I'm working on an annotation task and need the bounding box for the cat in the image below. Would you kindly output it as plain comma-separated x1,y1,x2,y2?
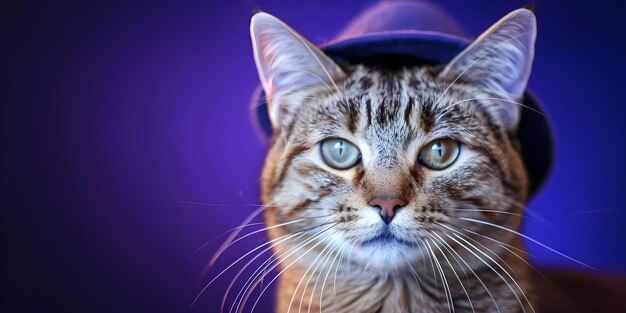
249,8,536,313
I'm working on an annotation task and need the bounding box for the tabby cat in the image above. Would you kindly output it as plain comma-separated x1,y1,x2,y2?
251,8,536,313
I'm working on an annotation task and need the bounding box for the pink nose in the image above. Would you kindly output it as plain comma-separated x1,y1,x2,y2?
369,197,407,224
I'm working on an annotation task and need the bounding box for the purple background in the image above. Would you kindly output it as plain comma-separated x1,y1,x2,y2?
2,0,626,312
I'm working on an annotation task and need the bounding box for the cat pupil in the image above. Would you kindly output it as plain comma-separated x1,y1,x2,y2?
335,141,345,158
432,142,443,158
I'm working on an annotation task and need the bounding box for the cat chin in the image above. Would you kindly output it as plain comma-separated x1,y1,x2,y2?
351,244,422,273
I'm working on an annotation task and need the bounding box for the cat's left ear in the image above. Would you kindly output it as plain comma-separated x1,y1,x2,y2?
439,9,537,129
250,12,345,129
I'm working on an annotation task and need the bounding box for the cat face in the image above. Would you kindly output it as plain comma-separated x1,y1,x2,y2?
252,10,534,272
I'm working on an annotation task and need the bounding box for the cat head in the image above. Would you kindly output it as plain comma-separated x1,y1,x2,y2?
251,9,534,271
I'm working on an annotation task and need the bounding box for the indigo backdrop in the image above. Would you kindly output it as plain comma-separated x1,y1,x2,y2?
2,0,626,312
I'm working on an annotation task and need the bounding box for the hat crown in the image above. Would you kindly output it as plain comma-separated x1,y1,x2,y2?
335,1,467,41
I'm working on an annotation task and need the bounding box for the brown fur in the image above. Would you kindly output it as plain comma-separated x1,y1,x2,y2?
250,9,537,313
259,67,530,313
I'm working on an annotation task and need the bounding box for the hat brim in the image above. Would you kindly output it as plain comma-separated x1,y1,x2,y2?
251,32,553,195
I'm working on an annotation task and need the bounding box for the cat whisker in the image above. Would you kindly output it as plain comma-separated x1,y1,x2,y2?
438,222,550,286
449,228,522,282
320,240,345,312
209,213,333,248
229,234,313,313
292,236,337,313
233,225,337,313
508,199,554,228
179,201,267,207
426,231,475,313
334,239,353,294
223,231,307,313
424,238,455,313
436,222,527,257
306,239,340,313
431,232,502,313
247,227,339,313
448,233,531,313
190,222,266,257
407,259,425,304
430,233,471,285
443,208,527,219
573,207,615,214
447,224,552,284
195,233,297,308
415,236,439,288
458,217,599,270
209,213,332,267
222,217,336,313
208,204,269,267
192,223,317,309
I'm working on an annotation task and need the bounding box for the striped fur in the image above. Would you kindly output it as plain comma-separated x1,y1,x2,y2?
252,9,535,313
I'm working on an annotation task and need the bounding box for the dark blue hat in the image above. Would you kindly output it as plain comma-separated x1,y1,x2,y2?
251,1,553,195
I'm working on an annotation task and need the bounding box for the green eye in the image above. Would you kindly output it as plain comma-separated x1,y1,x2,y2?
320,138,361,170
418,138,461,170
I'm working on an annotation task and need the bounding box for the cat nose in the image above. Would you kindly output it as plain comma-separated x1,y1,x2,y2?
369,197,407,225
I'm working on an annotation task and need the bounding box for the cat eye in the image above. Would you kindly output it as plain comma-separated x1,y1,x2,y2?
418,138,460,170
320,138,361,170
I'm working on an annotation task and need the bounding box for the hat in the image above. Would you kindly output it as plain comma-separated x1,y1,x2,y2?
251,0,553,196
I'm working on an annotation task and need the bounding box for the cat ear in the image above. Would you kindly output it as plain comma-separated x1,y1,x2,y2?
250,12,345,128
439,9,537,129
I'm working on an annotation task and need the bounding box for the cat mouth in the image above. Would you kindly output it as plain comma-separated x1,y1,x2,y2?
361,228,416,247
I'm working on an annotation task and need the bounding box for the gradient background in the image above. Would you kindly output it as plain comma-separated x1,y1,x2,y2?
2,0,626,312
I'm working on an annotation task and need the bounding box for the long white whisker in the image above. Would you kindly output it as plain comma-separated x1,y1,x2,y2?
427,232,475,313
430,232,501,313
229,223,333,312
438,222,527,259
221,230,309,313
196,213,332,257
230,233,308,313
448,228,521,282
234,225,337,313
209,205,268,266
319,240,345,312
444,208,527,219
334,240,353,294
449,233,530,313
194,228,299,309
459,217,599,270
291,237,337,313
248,227,338,313
450,225,551,284
211,216,330,266
407,260,425,304
307,239,340,313
415,236,438,287
424,238,455,313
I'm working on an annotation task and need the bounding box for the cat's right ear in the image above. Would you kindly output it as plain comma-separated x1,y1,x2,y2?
250,12,345,129
438,9,537,130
